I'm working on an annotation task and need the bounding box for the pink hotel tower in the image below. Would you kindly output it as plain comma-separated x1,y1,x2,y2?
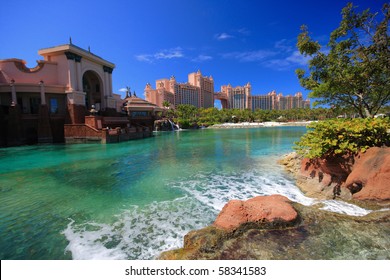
145,70,214,109
145,70,310,110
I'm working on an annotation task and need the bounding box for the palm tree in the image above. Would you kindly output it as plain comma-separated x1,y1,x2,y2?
162,100,171,109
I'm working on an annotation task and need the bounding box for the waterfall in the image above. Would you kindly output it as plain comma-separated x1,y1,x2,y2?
168,120,180,131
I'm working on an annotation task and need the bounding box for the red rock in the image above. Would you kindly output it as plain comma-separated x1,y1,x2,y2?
345,147,390,201
300,154,355,187
213,195,298,231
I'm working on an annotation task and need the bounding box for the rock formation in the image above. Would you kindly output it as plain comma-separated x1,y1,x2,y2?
158,194,390,260
213,195,299,231
345,147,390,201
159,195,301,260
279,147,390,203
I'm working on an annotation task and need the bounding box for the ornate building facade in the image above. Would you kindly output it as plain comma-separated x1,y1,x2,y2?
220,83,251,109
145,70,214,109
0,43,125,146
216,87,310,111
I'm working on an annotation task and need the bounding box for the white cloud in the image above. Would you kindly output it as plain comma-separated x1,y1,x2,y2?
286,51,310,65
274,39,294,52
215,32,234,40
222,50,277,62
135,47,184,63
192,54,213,62
118,88,128,92
237,28,251,36
154,48,184,59
135,54,153,63
266,59,291,70
265,51,310,71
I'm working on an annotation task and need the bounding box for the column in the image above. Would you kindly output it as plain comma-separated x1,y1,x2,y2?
102,70,109,110
109,73,113,97
75,54,83,91
39,80,46,105
103,66,113,97
65,52,77,91
103,66,114,109
104,71,109,98
10,79,17,104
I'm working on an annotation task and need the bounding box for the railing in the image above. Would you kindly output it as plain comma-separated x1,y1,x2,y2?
64,124,103,138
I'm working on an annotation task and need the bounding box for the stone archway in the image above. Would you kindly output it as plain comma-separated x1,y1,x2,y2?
82,70,104,111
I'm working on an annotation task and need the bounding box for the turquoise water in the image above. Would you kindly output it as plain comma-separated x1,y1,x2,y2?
0,127,387,259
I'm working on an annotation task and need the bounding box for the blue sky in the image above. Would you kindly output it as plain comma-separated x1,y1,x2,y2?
0,0,386,106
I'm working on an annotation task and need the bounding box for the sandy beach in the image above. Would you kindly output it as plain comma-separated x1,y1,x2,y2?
209,121,315,129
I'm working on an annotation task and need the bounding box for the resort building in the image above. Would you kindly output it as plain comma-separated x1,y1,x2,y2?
215,87,310,111
0,42,159,147
220,83,251,110
251,90,277,111
144,70,215,109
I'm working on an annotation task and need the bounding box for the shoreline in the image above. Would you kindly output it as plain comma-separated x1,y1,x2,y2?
209,121,315,129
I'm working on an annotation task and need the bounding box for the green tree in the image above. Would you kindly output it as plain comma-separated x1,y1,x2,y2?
296,3,390,118
162,100,171,108
294,118,390,158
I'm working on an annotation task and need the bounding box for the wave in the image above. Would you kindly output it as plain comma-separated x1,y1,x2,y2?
62,197,215,260
62,169,374,260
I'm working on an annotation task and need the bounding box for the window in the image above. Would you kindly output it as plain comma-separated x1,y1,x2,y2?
131,111,149,117
17,97,27,114
30,97,41,114
50,98,59,114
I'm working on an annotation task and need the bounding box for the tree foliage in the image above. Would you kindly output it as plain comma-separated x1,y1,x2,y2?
162,100,171,108
165,106,341,128
296,3,390,118
294,118,390,159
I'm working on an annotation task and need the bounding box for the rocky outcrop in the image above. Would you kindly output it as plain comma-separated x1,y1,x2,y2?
159,195,301,260
280,147,390,203
159,195,390,260
345,147,390,201
214,195,299,231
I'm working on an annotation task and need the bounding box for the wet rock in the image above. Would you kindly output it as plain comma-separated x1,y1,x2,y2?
345,147,390,201
280,147,390,204
159,195,301,260
280,152,352,200
159,201,390,260
213,195,299,231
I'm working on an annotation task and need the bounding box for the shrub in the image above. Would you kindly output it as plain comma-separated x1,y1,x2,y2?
294,118,390,159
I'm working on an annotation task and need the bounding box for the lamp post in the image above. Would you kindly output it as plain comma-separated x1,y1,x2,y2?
89,104,98,116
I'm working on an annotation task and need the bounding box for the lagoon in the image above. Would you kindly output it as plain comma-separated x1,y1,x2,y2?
1,127,389,259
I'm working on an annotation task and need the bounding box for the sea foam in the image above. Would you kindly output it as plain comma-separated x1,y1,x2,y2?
63,197,215,260
63,168,373,260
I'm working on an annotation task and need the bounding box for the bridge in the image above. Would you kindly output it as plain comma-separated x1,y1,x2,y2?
214,92,228,109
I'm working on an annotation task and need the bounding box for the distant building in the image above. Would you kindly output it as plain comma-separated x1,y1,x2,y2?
216,87,310,111
144,80,175,108
220,83,251,110
251,91,277,111
145,70,214,109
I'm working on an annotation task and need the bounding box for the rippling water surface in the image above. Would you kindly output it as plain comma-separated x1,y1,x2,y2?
1,127,389,259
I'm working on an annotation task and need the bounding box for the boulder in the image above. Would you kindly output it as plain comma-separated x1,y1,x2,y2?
213,194,299,231
345,147,390,201
300,154,355,187
280,148,390,203
159,195,300,260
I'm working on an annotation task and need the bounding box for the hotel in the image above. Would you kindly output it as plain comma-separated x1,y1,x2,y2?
216,86,310,111
220,83,251,110
145,70,214,109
